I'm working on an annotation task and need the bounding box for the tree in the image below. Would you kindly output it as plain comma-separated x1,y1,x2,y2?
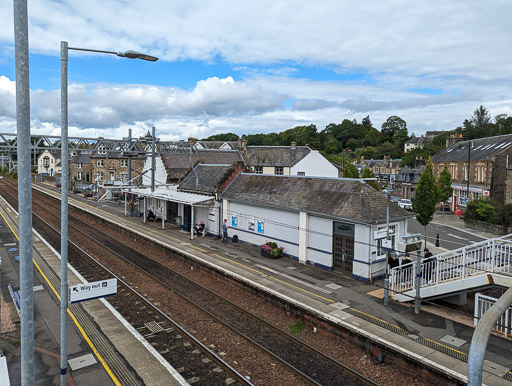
361,167,380,191
412,158,438,247
343,162,359,178
202,133,239,141
437,166,453,216
381,116,407,143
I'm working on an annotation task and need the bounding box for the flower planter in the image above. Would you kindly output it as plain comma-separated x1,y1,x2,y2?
260,248,282,259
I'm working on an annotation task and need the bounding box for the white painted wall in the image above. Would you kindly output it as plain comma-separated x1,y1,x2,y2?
142,156,167,186
307,215,332,268
227,202,300,256
291,151,338,177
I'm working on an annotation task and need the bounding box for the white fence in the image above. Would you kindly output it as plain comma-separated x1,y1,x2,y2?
390,235,512,295
475,293,512,337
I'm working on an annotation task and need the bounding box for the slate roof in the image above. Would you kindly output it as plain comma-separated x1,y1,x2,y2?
162,149,243,181
431,134,512,163
179,164,232,194
243,146,311,167
221,174,413,224
70,153,92,163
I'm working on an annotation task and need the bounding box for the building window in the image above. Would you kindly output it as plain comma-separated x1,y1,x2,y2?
297,172,305,176
77,171,83,180
477,165,485,183
459,189,468,207
120,173,127,181
275,167,283,175
255,166,263,174
97,160,104,167
110,171,115,180
77,163,83,169
43,157,50,167
120,159,128,167
98,146,107,155
97,172,104,181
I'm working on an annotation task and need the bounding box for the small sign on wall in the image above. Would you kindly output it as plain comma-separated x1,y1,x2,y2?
257,220,264,233
231,215,238,227
248,216,255,231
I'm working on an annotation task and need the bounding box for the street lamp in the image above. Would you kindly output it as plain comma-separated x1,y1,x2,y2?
60,41,157,385
459,140,472,206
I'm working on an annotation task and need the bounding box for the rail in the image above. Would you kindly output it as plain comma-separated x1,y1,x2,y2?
390,235,512,295
474,292,512,337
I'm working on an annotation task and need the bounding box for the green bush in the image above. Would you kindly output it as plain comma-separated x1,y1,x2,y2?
289,320,307,334
465,199,500,224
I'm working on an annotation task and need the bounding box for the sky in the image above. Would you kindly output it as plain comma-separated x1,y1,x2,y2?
1,1,511,142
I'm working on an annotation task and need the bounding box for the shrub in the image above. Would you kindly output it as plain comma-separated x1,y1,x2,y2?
289,320,307,335
261,241,283,257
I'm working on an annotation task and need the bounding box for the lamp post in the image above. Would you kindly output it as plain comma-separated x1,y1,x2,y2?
467,140,471,205
60,41,157,385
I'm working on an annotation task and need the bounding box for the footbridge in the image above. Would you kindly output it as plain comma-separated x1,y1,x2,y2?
390,235,512,303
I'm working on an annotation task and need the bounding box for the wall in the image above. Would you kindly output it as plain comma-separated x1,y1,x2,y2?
308,215,333,267
291,151,338,177
142,156,167,186
227,201,300,256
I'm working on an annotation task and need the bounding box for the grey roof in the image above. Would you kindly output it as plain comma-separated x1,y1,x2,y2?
71,153,92,163
162,149,243,181
179,164,232,194
243,146,311,167
432,134,512,163
221,174,413,224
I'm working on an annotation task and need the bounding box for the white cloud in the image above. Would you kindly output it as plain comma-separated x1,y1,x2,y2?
1,1,512,138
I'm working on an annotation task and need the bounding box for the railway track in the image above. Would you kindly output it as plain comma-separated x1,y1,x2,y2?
1,179,378,385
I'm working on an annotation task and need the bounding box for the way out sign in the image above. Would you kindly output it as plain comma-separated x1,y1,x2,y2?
69,278,117,304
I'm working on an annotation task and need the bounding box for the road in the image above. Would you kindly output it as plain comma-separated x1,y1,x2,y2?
407,217,486,251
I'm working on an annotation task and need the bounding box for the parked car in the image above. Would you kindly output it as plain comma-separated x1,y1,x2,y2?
398,199,412,210
390,195,400,203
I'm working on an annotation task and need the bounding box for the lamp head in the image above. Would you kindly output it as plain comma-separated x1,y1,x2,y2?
117,50,159,62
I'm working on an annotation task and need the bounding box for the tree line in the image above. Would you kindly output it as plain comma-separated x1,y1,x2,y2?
203,106,512,168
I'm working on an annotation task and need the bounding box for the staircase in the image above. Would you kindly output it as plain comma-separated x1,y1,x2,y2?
391,235,512,302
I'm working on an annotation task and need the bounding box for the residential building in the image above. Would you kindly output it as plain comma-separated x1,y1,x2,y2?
221,174,413,282
90,151,145,186
404,130,448,152
69,152,93,184
37,150,61,176
355,156,401,185
394,161,425,199
431,134,512,210
242,142,338,177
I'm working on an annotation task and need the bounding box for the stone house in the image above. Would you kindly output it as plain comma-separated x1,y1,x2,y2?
431,134,512,210
69,152,93,184
90,151,145,186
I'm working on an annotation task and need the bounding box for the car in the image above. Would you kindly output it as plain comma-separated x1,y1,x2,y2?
398,199,413,210
390,195,400,203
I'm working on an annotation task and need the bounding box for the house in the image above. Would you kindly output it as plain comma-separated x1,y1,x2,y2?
404,130,448,152
431,134,512,210
394,158,426,200
90,151,145,186
37,150,61,176
242,142,338,177
69,152,93,184
355,156,401,185
221,174,413,282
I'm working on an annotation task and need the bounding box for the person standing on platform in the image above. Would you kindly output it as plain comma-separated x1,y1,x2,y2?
128,199,134,217
222,219,228,244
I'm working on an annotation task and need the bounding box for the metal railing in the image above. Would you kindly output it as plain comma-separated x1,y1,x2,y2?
474,292,512,337
390,235,512,294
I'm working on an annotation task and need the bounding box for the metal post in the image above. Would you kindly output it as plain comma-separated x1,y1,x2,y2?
151,126,156,193
14,0,35,383
60,40,69,386
415,248,422,314
468,286,512,385
467,140,471,204
384,193,390,305
128,128,132,185
190,205,194,240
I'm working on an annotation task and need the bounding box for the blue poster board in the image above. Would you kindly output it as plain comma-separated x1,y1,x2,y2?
231,216,238,227
257,220,264,233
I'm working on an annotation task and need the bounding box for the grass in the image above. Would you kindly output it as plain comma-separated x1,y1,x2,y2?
288,320,307,335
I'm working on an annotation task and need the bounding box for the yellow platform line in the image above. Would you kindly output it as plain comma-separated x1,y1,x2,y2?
0,208,121,386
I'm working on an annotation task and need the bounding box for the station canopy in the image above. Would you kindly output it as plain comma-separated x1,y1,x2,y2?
122,186,214,206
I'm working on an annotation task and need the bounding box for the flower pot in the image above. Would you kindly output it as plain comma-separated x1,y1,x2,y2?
260,248,282,259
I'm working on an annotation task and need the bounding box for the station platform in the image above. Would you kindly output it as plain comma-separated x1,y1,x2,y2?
0,194,186,385
6,182,512,385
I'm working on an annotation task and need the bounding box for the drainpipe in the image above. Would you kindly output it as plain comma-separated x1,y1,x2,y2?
190,205,195,240
368,224,373,283
468,286,512,385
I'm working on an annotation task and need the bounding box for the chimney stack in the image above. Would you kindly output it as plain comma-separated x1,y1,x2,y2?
291,141,296,149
